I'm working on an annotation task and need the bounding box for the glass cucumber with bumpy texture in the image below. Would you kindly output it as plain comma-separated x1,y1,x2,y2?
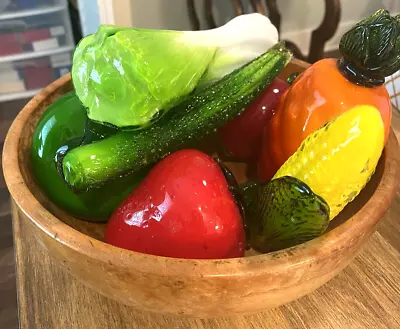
274,105,385,220
62,43,292,191
243,176,330,253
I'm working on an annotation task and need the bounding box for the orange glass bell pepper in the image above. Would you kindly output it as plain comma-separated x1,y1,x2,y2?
258,9,399,181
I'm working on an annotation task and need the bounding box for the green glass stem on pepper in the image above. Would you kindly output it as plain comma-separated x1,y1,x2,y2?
31,91,148,222
242,176,330,253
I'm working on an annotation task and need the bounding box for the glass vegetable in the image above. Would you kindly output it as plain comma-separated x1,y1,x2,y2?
62,43,292,192
218,77,289,161
31,92,147,221
72,13,278,129
259,9,399,180
105,149,246,259
273,105,385,220
243,176,330,253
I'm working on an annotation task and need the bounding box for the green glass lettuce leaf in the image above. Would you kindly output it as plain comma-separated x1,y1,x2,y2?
72,14,279,129
72,25,217,129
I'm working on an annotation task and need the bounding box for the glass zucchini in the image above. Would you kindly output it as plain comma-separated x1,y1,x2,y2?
62,43,292,191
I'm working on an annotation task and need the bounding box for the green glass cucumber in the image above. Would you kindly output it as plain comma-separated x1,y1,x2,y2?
62,42,292,191
243,176,330,253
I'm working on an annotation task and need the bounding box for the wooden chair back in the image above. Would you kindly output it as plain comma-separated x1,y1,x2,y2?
186,0,341,63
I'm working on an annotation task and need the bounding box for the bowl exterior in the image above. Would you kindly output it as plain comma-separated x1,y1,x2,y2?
24,207,367,317
4,60,400,318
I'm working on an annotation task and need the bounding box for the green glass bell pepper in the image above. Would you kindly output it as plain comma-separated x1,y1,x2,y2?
31,91,148,222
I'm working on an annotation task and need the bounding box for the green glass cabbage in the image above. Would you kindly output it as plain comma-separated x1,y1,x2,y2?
72,25,217,129
72,14,279,129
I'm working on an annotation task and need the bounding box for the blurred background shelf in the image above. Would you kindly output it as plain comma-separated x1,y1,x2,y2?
0,3,67,20
0,0,75,102
0,45,74,63
0,88,40,102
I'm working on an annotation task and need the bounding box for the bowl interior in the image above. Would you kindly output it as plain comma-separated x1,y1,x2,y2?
9,60,389,256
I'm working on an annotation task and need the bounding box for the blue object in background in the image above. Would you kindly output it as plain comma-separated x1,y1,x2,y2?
77,0,100,36
54,65,71,79
14,0,40,10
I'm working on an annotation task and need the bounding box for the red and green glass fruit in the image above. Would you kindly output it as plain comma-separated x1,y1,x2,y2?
105,149,246,259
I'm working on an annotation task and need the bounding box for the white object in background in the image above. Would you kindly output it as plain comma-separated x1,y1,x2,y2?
50,25,66,37
32,38,59,52
0,80,26,93
97,0,133,26
97,0,115,25
385,71,400,111
78,0,134,30
0,69,20,83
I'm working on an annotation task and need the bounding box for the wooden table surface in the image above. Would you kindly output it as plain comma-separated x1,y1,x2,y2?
12,112,400,329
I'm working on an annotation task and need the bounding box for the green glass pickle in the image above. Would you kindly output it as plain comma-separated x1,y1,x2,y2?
31,91,148,222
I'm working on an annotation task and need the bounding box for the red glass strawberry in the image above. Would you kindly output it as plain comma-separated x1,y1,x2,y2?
105,149,246,259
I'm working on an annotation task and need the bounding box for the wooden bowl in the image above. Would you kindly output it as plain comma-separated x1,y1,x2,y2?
3,59,400,318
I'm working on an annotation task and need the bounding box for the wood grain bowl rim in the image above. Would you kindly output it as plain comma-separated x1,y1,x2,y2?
3,69,400,279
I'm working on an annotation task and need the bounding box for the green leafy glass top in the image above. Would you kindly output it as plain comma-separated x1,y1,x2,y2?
243,176,330,253
339,9,400,87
